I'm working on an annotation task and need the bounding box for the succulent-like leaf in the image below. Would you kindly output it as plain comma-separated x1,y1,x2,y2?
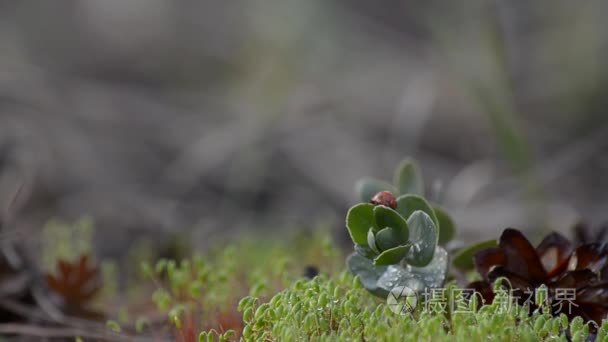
367,228,380,254
433,206,455,244
374,245,410,266
354,244,377,259
452,239,498,270
355,178,396,203
404,211,437,267
408,246,449,288
375,227,403,251
373,205,408,241
346,253,388,297
376,265,425,294
376,247,448,293
394,159,423,195
395,195,439,228
345,203,374,245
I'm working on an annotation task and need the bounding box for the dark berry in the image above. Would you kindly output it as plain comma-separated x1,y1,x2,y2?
303,265,319,279
370,191,397,209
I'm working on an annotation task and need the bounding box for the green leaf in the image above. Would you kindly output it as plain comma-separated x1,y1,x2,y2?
452,239,498,270
373,245,410,266
394,159,423,195
375,227,402,251
433,206,456,244
346,253,388,297
345,203,374,245
355,178,396,203
354,244,377,259
373,205,408,241
367,228,379,253
396,194,439,228
404,211,438,267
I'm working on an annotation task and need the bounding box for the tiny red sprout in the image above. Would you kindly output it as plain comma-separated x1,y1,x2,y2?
370,191,397,209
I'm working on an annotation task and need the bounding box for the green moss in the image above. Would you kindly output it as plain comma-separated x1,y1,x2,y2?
71,224,600,341
123,228,344,338
38,218,606,340
236,274,606,341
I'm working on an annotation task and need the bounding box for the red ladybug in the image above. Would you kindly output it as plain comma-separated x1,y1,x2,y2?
370,191,397,209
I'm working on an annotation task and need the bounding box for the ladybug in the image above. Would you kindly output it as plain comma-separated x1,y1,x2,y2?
370,191,397,209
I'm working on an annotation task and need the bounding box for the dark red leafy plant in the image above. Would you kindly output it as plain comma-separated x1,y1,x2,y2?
469,228,608,326
46,254,104,319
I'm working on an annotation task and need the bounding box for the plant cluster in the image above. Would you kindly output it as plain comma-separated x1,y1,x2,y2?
467,228,608,327
3,158,608,340
344,158,608,337
346,159,456,297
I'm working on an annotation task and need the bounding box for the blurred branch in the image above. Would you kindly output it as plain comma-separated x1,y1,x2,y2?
0,298,154,341
0,323,143,341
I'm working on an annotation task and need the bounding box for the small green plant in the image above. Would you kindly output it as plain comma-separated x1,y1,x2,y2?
41,216,94,271
130,229,343,340
355,158,455,244
345,159,455,297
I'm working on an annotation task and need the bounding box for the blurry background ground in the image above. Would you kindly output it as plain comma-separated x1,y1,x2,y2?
1,0,608,260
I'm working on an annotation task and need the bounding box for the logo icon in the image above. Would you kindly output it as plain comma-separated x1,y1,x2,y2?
386,286,418,315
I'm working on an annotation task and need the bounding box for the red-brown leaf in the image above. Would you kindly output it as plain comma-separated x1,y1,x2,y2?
536,231,572,273
577,283,608,303
596,224,608,242
569,243,608,273
499,228,547,283
473,247,505,281
486,266,534,291
552,270,598,290
573,222,592,245
467,280,495,305
46,254,101,308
